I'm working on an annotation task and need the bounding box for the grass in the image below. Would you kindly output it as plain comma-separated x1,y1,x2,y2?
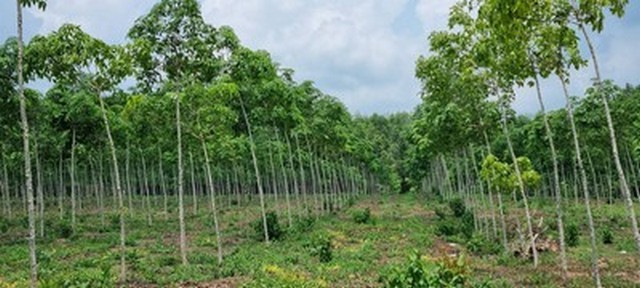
0,193,639,287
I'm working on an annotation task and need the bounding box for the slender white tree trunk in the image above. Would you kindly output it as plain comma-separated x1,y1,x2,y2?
239,97,269,243
16,2,37,284
201,139,223,263
579,23,640,251
530,59,568,279
71,130,77,232
501,104,538,267
97,93,127,282
559,74,602,287
176,96,188,265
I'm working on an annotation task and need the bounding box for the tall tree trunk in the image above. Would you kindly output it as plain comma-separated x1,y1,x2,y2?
239,97,269,243
294,134,308,215
35,139,44,238
176,96,188,265
71,130,77,232
501,104,538,267
579,24,640,250
1,159,9,218
58,154,63,219
267,138,279,209
126,144,132,214
285,133,301,213
158,149,168,218
276,132,293,227
531,60,568,279
16,3,37,280
201,139,223,263
141,153,152,225
97,92,127,282
190,152,198,215
305,136,319,216
559,73,602,287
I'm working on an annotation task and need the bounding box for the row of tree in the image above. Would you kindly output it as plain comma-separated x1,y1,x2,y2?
1,0,392,286
407,0,638,287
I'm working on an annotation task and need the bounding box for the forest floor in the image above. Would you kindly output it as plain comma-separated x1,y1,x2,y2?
1,193,639,287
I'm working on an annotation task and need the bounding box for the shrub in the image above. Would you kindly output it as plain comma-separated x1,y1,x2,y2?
352,208,372,224
448,198,467,218
0,217,8,234
467,234,502,255
460,211,475,239
254,211,283,241
292,216,315,234
436,219,458,237
307,234,332,263
346,197,356,208
381,253,472,288
566,223,579,247
434,206,448,220
601,227,613,245
54,220,73,239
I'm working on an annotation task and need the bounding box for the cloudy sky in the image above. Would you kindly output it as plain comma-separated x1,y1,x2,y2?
1,0,639,116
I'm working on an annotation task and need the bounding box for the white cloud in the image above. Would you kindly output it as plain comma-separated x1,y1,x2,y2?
27,0,155,43
17,0,640,115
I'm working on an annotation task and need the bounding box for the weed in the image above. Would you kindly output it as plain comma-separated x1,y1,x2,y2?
352,208,371,224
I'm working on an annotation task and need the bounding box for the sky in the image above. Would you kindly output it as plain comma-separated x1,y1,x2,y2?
1,0,639,116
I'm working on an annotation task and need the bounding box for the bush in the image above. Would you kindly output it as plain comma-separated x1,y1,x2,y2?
466,234,502,255
307,234,332,263
448,198,466,218
292,216,315,234
601,227,613,245
460,211,475,239
254,211,283,241
54,220,73,239
566,223,579,247
434,206,448,220
346,197,356,208
352,208,372,224
0,217,8,234
436,219,458,237
381,253,472,288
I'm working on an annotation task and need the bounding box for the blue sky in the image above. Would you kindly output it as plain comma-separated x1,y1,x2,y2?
1,0,639,116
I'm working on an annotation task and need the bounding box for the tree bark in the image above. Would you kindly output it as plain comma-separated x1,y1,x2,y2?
190,152,198,214
35,139,44,238
239,97,269,243
16,3,37,281
579,23,640,251
71,130,77,232
501,104,538,267
95,91,127,281
176,96,188,265
201,139,223,263
559,73,602,287
531,60,568,279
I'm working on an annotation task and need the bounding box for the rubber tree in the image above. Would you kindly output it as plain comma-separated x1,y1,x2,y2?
566,0,640,251
15,1,46,286
183,81,237,263
128,0,239,263
27,24,132,281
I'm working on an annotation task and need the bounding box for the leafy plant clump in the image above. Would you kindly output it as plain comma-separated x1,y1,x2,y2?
435,199,475,240
352,208,372,224
448,198,466,218
54,220,73,239
381,253,486,288
601,227,613,245
565,223,579,247
253,211,283,241
306,233,333,263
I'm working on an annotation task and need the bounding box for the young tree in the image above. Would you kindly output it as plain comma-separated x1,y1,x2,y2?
15,0,46,286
